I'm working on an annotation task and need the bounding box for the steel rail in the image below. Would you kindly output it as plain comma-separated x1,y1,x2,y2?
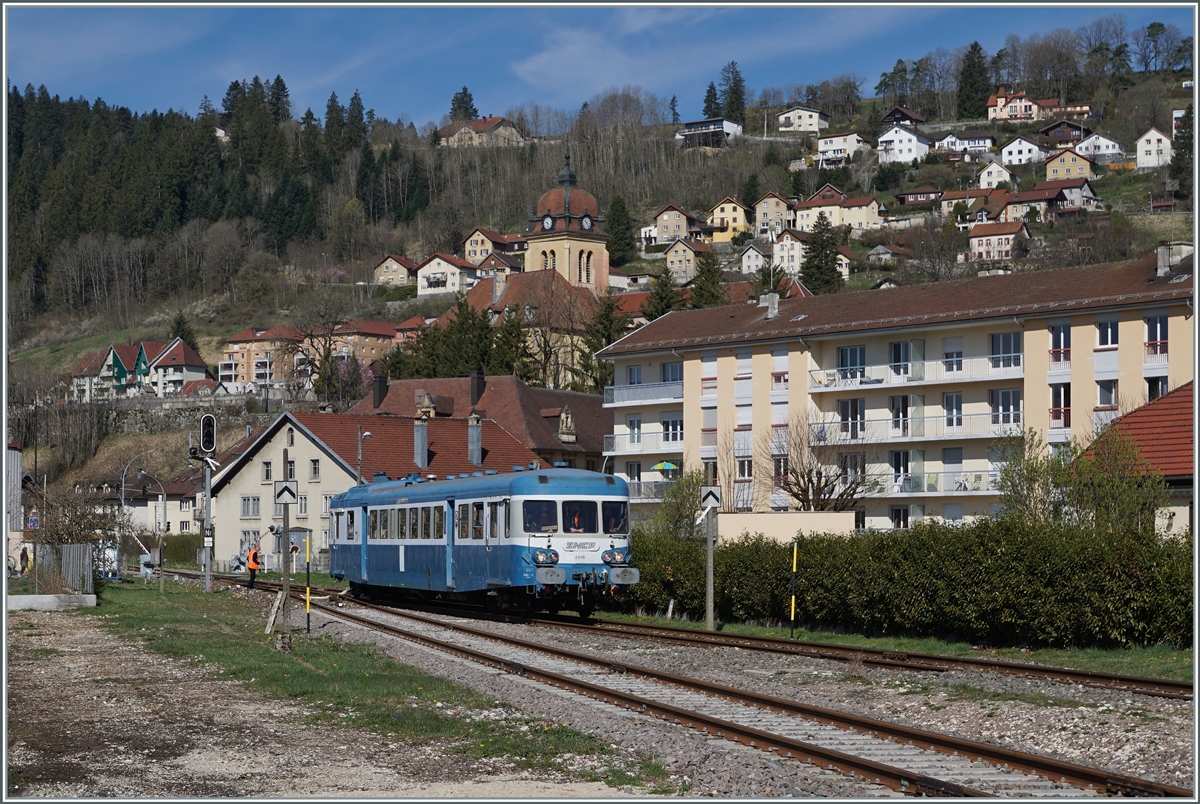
312,598,1192,798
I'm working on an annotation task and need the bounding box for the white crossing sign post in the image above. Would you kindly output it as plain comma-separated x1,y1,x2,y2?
700,486,721,509
698,486,721,633
274,481,298,505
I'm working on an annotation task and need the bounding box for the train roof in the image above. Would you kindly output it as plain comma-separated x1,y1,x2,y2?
333,468,628,507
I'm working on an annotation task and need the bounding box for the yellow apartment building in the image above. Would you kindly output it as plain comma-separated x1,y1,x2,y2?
705,197,752,243
597,250,1193,528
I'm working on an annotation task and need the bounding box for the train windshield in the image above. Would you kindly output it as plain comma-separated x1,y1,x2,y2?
562,501,598,533
602,501,629,535
523,500,558,533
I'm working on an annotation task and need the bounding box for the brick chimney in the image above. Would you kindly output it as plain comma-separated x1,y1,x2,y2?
470,370,485,407
372,374,388,409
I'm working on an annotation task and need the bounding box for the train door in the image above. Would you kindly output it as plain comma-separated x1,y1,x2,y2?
442,501,454,590
360,506,369,582
484,498,507,584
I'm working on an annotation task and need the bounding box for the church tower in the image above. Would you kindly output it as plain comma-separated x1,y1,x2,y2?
525,154,610,291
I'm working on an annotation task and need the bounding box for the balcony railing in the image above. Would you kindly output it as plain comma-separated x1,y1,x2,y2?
604,381,684,405
603,432,682,454
628,481,676,501
808,353,1023,390
809,411,1023,443
1145,341,1168,364
854,471,1000,495
1049,349,1071,370
1049,407,1071,430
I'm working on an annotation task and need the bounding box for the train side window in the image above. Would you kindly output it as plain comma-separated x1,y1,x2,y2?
500,502,509,538
458,504,470,541
369,510,379,540
333,512,344,542
563,501,598,533
433,505,445,539
346,511,356,542
419,507,430,539
396,508,407,539
603,502,629,535
472,502,485,539
489,502,500,539
379,509,390,539
523,500,558,533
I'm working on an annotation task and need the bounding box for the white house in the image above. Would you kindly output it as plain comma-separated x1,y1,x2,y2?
740,242,772,275
776,105,830,134
1033,178,1100,211
640,224,658,247
1000,136,1053,166
773,228,808,275
934,129,996,154
1136,128,1173,171
416,253,478,297
876,125,930,164
1074,133,1123,162
817,132,866,167
976,162,1015,190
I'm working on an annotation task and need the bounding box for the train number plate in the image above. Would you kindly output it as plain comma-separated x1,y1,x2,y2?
574,554,588,561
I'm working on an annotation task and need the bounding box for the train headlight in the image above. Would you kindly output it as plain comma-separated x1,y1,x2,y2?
602,550,629,566
533,549,560,566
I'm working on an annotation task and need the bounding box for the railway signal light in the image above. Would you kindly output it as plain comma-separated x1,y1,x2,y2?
200,414,217,455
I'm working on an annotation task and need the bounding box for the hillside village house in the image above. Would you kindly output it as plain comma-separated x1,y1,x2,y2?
595,250,1192,527
933,130,996,154
740,242,772,275
877,125,931,164
880,106,925,128
435,116,526,148
977,162,1015,189
1001,136,1053,166
462,227,528,265
1136,127,1174,171
663,238,712,284
792,184,881,232
206,412,541,571
773,228,808,275
1039,120,1092,142
72,338,210,401
1034,178,1099,211
1044,149,1094,181
675,118,743,148
219,320,395,390
372,254,420,286
476,251,525,278
895,186,942,206
1074,132,1124,162
1001,188,1068,224
652,204,701,244
705,197,752,243
753,192,794,236
416,253,478,296
867,244,911,267
817,131,866,168
776,105,829,133
967,221,1028,261
986,91,1059,122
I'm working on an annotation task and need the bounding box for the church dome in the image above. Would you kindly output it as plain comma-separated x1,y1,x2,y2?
529,154,604,235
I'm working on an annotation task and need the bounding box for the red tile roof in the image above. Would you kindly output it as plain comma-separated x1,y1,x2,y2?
396,315,428,332
1043,148,1093,165
226,325,302,344
151,339,208,369
375,253,419,272
651,204,698,221
455,270,599,330
436,116,515,139
419,253,477,270
179,379,222,396
72,350,108,377
345,376,610,456
968,222,1028,238
598,252,1189,356
1033,178,1093,191
337,319,399,339
614,291,651,318
667,238,712,254
1096,381,1193,479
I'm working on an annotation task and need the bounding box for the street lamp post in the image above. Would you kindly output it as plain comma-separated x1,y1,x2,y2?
357,426,372,485
120,452,155,559
138,471,168,594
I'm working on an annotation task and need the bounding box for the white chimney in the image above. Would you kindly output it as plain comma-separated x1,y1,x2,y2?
765,293,779,319
1157,242,1172,277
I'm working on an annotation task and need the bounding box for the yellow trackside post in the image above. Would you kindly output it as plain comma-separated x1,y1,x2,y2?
305,533,311,637
790,540,798,640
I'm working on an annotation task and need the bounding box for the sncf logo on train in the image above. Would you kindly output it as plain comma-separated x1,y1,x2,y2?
563,542,598,551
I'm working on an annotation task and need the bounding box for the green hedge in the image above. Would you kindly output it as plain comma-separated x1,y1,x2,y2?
621,520,1192,649
164,533,206,567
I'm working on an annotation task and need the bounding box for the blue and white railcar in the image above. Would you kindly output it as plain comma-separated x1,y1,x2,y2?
328,468,637,615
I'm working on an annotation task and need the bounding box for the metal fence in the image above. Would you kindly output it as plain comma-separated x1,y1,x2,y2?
10,544,94,594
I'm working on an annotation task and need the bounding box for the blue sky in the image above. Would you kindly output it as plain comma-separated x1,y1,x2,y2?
5,5,1194,127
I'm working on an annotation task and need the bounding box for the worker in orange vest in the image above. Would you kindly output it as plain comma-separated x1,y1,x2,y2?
246,543,261,589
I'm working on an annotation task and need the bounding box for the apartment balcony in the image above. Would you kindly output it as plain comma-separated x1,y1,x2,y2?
853,471,1000,496
603,432,683,455
1048,349,1071,371
1049,407,1071,430
808,353,1023,392
628,481,675,503
809,411,1023,444
1145,341,1168,365
604,381,684,406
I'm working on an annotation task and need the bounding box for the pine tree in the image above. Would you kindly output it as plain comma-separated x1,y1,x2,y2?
1170,103,1192,196
168,310,201,355
702,82,721,118
753,262,789,300
669,95,680,125
799,211,843,294
268,75,291,122
719,61,747,126
572,292,633,393
220,80,244,127
344,90,366,152
643,266,683,321
689,250,725,308
956,41,990,120
740,173,759,207
487,307,529,377
324,91,345,162
450,86,479,122
604,194,635,266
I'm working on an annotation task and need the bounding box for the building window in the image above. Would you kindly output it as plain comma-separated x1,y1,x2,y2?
179,520,191,532
991,389,1023,426
889,506,910,530
703,461,718,485
1050,324,1071,365
772,456,788,487
1097,379,1117,409
889,342,910,377
990,332,1022,368
298,495,308,516
1050,383,1071,429
274,501,285,517
180,498,192,512
1096,320,1118,348
262,461,272,481
626,461,642,483
943,337,963,372
322,494,333,515
838,398,866,439
1147,376,1168,402
627,365,642,385
627,416,641,445
662,414,683,443
241,496,260,518
286,460,295,481
287,427,294,447
889,395,909,436
310,459,320,480
838,345,866,380
944,392,963,428
1145,315,1167,362
662,362,683,383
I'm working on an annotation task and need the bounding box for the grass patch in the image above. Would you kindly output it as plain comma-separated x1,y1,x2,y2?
594,610,1192,682
27,647,61,658
87,582,653,788
943,684,1089,709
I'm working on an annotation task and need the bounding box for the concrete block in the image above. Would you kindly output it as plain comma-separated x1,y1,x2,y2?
7,594,97,611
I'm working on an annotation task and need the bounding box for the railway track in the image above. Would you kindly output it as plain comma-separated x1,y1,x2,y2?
147,569,1192,702
298,594,1190,798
